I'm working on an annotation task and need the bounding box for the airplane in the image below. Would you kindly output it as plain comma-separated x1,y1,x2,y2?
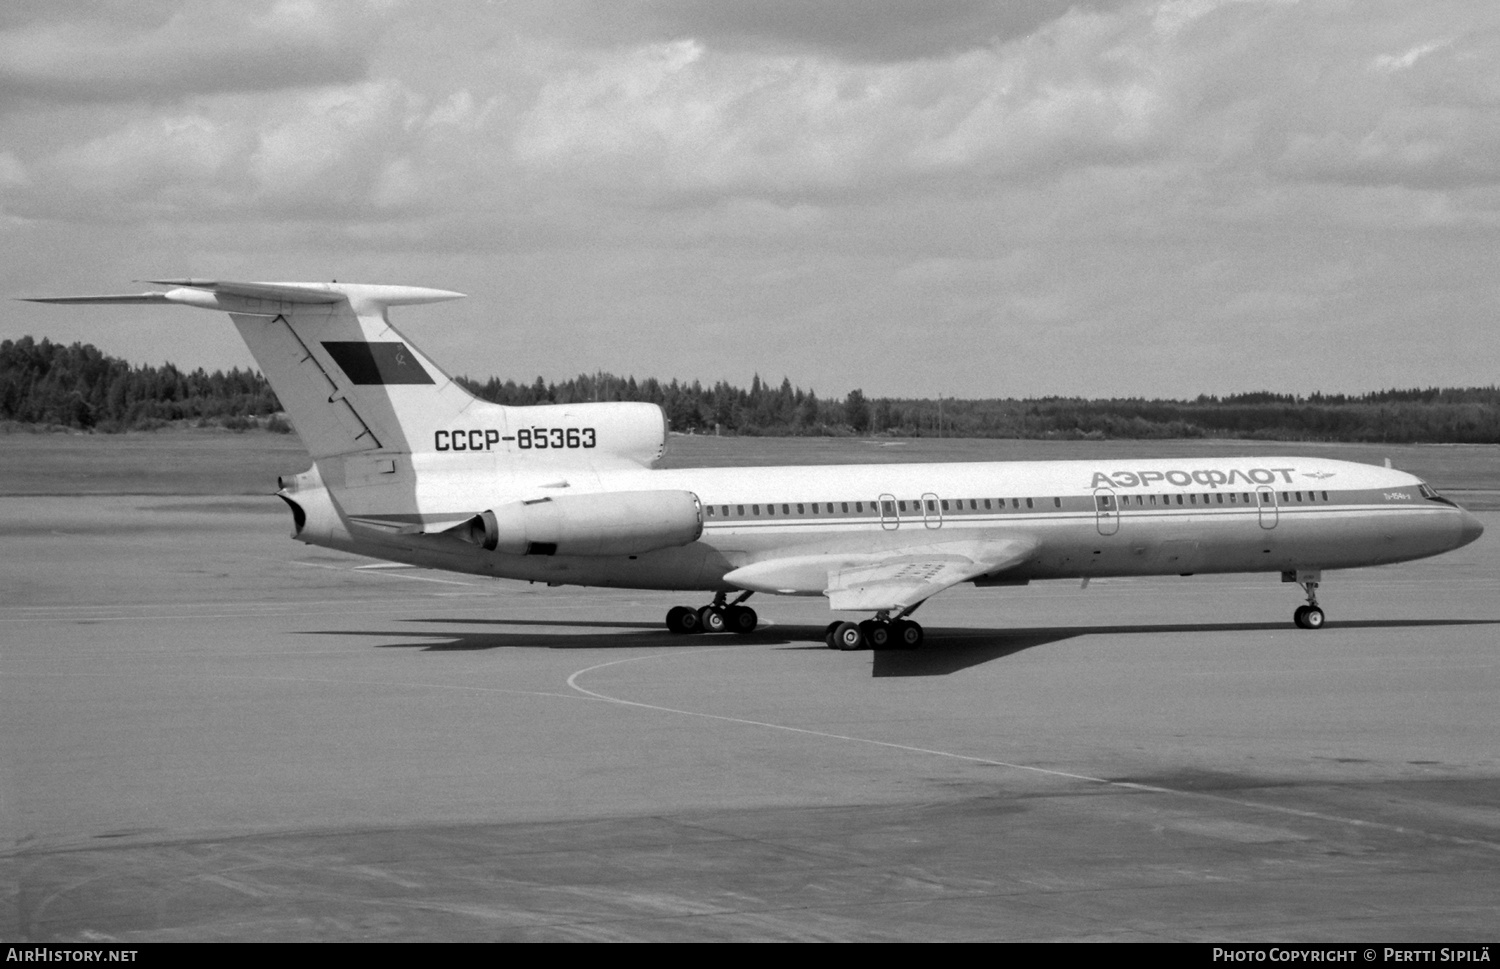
26,280,1484,650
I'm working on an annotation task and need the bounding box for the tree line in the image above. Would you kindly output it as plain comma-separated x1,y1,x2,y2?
1,336,282,431
4,335,1497,443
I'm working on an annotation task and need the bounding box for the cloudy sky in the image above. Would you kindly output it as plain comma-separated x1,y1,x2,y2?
2,0,1497,399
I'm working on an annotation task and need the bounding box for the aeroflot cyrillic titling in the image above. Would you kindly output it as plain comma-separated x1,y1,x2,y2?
1090,467,1300,489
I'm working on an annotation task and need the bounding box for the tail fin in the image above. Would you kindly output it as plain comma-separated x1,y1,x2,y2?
23,280,670,492
26,280,471,461
219,282,477,462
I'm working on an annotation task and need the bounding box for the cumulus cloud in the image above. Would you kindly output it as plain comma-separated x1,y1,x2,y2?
0,0,377,104
503,0,1500,211
512,0,1110,62
5,0,1500,397
511,9,1180,201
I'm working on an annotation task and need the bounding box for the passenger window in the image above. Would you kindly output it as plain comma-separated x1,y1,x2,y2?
782,504,790,515
1026,498,1034,509
1053,497,1061,508
882,500,895,515
1190,494,1197,505
767,504,774,516
736,505,744,516
1012,499,1020,509
927,500,936,512
984,499,991,509
897,500,906,512
1216,493,1223,504
1322,491,1328,501
855,502,863,513
1295,492,1302,502
753,504,760,515
940,500,949,511
1175,495,1184,505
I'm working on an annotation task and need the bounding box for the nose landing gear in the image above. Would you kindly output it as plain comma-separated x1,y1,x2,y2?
1288,570,1326,629
665,592,758,635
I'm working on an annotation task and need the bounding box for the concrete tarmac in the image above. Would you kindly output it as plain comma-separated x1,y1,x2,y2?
3,495,1498,941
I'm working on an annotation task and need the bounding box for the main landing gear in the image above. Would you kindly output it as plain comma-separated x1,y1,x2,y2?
1288,570,1326,629
824,606,925,651
665,591,758,635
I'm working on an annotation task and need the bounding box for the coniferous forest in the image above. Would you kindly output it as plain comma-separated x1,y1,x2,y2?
3,335,1498,444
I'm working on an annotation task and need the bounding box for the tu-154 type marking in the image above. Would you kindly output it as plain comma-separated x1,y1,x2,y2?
26,281,1484,649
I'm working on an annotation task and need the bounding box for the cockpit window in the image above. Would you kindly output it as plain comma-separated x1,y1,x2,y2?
1419,483,1457,507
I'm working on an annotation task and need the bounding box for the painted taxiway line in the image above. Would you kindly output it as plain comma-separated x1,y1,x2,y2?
564,649,1500,855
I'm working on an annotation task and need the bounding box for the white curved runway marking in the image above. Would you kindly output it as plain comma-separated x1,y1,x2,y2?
566,648,1500,853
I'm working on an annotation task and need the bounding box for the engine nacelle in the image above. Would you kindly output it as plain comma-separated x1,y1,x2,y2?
504,401,668,467
277,466,352,547
456,490,703,556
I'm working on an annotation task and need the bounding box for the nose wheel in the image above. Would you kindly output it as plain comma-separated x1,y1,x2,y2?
1294,605,1325,629
666,592,757,635
1289,571,1326,629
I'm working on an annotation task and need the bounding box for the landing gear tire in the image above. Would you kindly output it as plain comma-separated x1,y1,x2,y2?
858,624,888,654
833,621,864,651
726,605,758,634
824,621,842,649
698,606,727,634
862,621,892,650
666,605,700,634
1294,605,1325,629
892,619,923,649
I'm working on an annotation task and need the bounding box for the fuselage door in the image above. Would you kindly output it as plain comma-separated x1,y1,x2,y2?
922,492,942,529
1094,488,1120,536
1257,485,1278,529
879,493,899,531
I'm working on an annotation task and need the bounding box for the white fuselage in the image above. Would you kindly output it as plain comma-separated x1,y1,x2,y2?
290,453,1483,601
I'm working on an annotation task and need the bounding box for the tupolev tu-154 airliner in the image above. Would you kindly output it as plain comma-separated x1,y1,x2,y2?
28,280,1484,650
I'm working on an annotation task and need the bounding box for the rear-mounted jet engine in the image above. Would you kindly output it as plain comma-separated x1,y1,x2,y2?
453,490,703,557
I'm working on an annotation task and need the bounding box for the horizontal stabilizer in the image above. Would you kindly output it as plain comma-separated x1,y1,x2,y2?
144,279,346,303
21,293,170,305
21,280,465,315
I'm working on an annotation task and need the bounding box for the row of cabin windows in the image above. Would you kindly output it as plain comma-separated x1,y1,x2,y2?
704,489,1336,519
1098,490,1331,509
704,497,1060,519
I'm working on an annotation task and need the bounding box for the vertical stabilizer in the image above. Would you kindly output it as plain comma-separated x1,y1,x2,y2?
229,299,481,462
23,281,673,516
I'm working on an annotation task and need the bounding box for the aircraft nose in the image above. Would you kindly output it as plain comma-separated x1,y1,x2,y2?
1457,508,1484,548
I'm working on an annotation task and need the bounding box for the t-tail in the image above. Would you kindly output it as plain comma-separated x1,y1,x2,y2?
22,280,673,538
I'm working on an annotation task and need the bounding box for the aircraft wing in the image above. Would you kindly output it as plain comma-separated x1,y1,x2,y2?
723,537,1036,612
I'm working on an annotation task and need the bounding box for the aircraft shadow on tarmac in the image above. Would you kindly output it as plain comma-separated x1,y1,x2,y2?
304,616,1500,677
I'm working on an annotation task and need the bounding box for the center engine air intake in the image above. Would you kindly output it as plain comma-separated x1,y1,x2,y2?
454,490,703,556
